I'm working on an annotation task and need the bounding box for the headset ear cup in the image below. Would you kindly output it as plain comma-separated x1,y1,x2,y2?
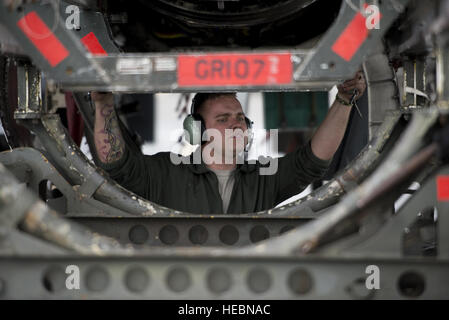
192,113,207,145
244,117,254,152
183,115,202,145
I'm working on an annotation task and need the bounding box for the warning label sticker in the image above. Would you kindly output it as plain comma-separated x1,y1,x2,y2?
437,176,449,201
178,53,292,87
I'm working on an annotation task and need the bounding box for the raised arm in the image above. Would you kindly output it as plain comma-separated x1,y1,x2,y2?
92,92,126,163
310,71,366,161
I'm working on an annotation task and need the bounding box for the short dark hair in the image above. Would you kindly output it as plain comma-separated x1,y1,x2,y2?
191,92,237,115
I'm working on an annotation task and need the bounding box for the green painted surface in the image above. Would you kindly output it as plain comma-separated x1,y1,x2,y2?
264,92,329,129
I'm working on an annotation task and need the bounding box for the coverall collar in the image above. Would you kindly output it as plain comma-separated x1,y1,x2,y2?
186,159,257,174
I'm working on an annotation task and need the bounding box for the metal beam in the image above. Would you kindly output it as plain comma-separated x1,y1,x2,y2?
0,257,447,299
0,0,410,92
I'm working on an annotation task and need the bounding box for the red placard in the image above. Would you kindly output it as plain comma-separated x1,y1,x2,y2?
437,176,449,201
17,11,69,67
332,12,368,62
81,32,107,56
178,53,292,87
332,5,382,61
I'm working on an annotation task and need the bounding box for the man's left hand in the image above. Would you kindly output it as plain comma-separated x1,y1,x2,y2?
337,71,366,104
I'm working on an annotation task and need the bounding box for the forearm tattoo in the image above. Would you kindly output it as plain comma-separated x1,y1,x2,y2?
95,103,125,163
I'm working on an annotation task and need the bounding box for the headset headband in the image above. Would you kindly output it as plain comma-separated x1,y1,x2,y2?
190,95,197,115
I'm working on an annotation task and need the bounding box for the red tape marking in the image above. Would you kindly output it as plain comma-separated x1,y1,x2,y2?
332,6,382,61
178,53,292,87
437,176,449,201
81,32,107,56
332,12,368,62
17,11,69,67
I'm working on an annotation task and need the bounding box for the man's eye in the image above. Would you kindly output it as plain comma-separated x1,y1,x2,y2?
217,118,227,123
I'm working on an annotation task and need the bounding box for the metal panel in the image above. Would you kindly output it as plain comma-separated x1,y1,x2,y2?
0,258,447,299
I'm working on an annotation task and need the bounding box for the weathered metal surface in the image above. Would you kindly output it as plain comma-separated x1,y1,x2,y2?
0,0,449,300
295,0,410,81
270,112,404,217
364,52,400,139
0,162,134,255
251,109,439,255
1,257,448,299
333,164,448,259
70,216,311,247
20,115,162,216
0,0,410,92
0,1,110,86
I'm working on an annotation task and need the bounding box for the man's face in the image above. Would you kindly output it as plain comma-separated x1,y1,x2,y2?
200,95,249,159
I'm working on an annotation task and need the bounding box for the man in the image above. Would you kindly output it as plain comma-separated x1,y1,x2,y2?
92,72,366,214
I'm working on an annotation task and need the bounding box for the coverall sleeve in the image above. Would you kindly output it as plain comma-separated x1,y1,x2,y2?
98,147,152,199
274,141,332,204
95,110,171,201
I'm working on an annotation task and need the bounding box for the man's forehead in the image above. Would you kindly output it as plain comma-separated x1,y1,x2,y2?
204,95,242,115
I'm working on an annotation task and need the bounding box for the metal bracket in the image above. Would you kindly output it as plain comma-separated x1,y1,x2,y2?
333,165,449,259
295,0,410,81
14,62,44,119
0,0,410,92
0,0,109,85
0,147,133,216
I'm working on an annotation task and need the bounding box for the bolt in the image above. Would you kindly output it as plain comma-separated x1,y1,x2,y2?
291,55,302,64
293,72,301,81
